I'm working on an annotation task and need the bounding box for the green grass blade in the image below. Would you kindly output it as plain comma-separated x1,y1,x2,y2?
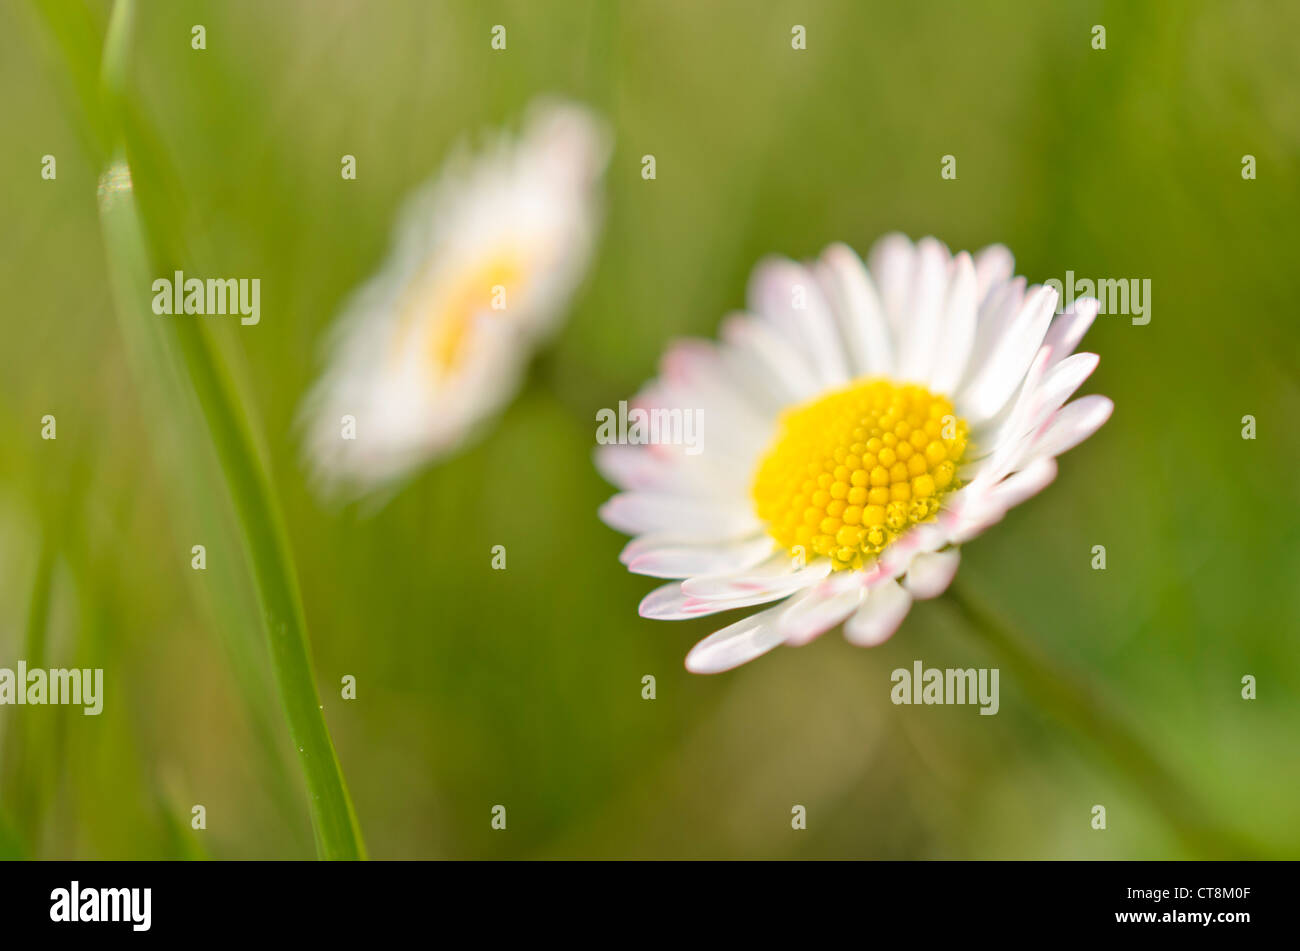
0,541,55,852
33,0,319,857
95,0,365,860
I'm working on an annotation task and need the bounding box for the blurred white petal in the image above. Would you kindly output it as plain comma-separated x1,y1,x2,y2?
300,98,610,498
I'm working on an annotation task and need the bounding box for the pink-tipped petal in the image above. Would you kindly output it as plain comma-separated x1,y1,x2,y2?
961,284,1059,422
1042,298,1100,366
902,549,961,599
1026,395,1114,461
843,580,913,646
778,584,865,646
684,600,796,674
626,536,776,579
680,554,831,600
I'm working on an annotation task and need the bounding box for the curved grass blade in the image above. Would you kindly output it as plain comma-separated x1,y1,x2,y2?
95,0,364,859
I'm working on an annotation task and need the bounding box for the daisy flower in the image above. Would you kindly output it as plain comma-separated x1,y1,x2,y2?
301,98,610,497
598,234,1112,673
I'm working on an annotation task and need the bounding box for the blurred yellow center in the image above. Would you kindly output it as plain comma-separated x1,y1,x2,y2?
429,257,524,372
752,379,969,571
398,254,525,374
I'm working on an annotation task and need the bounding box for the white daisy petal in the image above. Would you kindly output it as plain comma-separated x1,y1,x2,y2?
618,533,673,565
625,536,776,579
301,98,610,498
637,581,696,620
957,275,1026,395
599,492,759,539
902,549,961,600
843,580,913,647
876,520,950,577
595,445,699,495
778,584,865,646
638,580,801,621
634,380,762,475
995,352,1101,471
868,232,917,342
720,314,823,403
973,345,1054,477
959,284,1059,422
684,599,802,674
1043,298,1101,366
978,348,1100,483
1031,352,1101,422
1023,394,1114,462
676,588,811,618
943,484,1007,545
749,259,851,386
680,554,832,601
658,339,773,442
714,329,794,417
643,587,796,621
927,250,979,394
816,243,894,375
972,457,1060,524
896,237,951,383
972,243,1014,305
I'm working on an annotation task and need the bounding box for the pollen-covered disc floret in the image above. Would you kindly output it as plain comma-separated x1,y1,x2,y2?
753,379,969,571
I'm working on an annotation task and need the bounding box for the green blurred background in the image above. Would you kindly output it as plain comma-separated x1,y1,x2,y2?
2,0,1297,859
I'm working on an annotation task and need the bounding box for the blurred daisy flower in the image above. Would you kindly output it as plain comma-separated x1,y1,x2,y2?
301,98,610,498
598,234,1112,673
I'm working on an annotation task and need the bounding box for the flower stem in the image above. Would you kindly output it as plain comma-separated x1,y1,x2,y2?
944,581,1260,858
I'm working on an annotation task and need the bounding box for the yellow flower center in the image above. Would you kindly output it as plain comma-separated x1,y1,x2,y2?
394,252,526,374
752,379,969,571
